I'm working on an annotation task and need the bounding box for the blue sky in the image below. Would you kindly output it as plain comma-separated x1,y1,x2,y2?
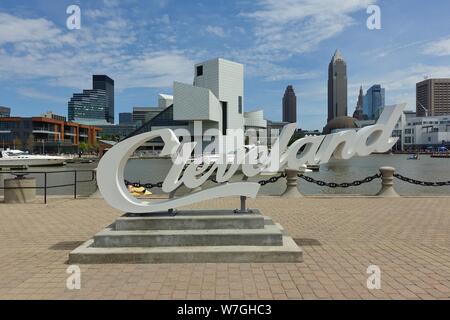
1,0,450,130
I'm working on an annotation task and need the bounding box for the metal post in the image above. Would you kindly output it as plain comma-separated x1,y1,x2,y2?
239,196,247,211
376,166,400,197
234,176,252,213
74,171,77,199
168,185,182,215
44,172,47,204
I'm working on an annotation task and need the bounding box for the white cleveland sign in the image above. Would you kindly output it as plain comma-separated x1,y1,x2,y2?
97,104,405,213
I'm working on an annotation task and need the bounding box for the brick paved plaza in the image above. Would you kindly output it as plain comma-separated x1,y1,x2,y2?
0,196,449,300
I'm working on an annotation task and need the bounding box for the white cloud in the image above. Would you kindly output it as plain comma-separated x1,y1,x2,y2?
252,62,319,81
0,12,62,45
0,11,194,91
243,0,375,56
154,0,170,8
118,51,196,88
16,87,66,103
205,25,226,38
234,0,375,81
423,38,450,57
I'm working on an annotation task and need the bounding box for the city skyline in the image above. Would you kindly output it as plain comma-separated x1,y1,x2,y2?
282,85,297,124
363,84,386,120
353,86,364,121
1,1,450,130
328,49,348,122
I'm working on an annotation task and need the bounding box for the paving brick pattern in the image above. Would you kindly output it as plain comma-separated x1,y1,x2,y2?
0,197,449,300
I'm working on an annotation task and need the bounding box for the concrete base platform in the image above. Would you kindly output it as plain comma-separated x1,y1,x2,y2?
116,210,265,230
94,224,283,247
69,236,302,263
69,209,302,264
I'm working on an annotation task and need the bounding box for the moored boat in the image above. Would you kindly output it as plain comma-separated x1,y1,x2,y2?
407,154,419,160
0,149,69,167
430,153,450,158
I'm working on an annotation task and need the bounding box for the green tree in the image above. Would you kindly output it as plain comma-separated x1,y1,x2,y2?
79,142,89,153
100,134,112,141
25,134,35,152
13,137,23,150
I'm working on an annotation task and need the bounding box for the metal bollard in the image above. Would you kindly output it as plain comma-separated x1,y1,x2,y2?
281,169,303,198
376,166,400,197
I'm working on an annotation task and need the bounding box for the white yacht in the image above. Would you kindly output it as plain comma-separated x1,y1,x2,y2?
0,149,69,167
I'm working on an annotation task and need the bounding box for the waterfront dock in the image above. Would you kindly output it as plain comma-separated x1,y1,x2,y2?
430,153,450,158
0,196,449,300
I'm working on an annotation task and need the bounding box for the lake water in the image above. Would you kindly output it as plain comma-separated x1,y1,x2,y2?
123,154,450,196
1,154,449,197
0,162,98,197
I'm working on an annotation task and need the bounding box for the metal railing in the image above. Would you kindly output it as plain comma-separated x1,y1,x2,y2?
0,170,96,204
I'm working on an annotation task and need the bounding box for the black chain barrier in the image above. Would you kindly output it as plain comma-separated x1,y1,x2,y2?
125,172,450,190
209,173,288,186
124,173,288,188
257,173,287,186
125,180,164,189
393,173,450,187
298,173,381,188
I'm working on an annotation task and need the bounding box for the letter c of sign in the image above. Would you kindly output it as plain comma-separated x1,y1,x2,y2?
96,129,260,213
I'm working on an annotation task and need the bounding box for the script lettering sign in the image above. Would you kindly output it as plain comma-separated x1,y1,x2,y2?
97,104,405,213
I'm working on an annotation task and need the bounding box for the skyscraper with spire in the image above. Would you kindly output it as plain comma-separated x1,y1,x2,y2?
327,49,348,123
282,85,297,124
353,86,364,121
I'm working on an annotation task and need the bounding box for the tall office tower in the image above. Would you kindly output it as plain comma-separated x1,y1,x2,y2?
353,86,364,121
416,78,450,116
363,84,385,120
327,49,348,122
68,89,107,123
282,85,297,123
93,75,115,123
68,75,114,124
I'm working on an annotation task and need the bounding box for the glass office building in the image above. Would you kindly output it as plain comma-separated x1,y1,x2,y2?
93,75,114,124
68,89,108,123
68,75,114,124
119,112,133,124
363,85,385,120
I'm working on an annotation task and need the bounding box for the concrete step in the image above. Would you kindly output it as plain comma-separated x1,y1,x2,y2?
69,236,302,264
93,224,283,248
115,210,265,231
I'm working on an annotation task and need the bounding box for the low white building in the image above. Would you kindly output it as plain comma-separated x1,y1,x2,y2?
401,115,450,150
130,58,271,152
380,111,450,151
357,110,450,151
244,110,267,129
